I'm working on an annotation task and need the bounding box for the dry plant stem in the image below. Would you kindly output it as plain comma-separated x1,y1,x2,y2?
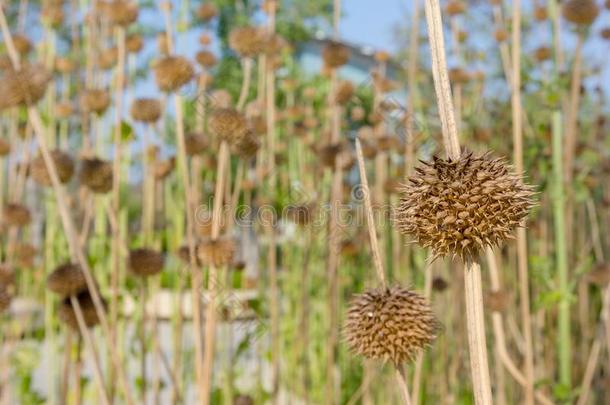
139,282,148,403
60,330,72,405
74,338,82,405
511,2,535,403
0,10,135,403
70,295,111,405
411,260,433,404
563,33,583,184
395,365,413,405
237,58,253,111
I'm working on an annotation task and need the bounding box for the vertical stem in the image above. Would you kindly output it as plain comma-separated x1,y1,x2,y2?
552,111,571,387
395,366,413,405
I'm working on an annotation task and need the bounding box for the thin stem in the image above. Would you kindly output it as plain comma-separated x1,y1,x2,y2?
395,365,413,405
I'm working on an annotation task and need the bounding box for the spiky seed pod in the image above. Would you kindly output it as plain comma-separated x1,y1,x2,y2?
176,245,203,266
154,56,194,92
208,108,249,146
12,34,32,55
0,64,51,110
494,28,509,42
126,33,143,53
286,204,314,226
231,131,260,159
196,3,218,22
97,47,118,70
130,98,162,123
199,34,212,46
197,238,235,268
184,132,208,156
58,291,104,330
99,0,138,26
333,80,354,105
128,248,165,277
396,152,535,262
448,67,470,84
195,50,217,68
562,0,599,25
209,89,233,108
30,150,75,186
80,157,113,193
153,157,175,180
432,277,448,292
534,6,548,21
344,286,439,365
484,290,512,312
446,0,466,16
0,288,11,313
234,395,254,405
55,57,75,74
321,41,350,69
0,138,10,156
228,26,268,59
81,89,111,114
55,101,74,119
2,203,31,227
585,262,610,286
47,263,87,297
534,46,552,62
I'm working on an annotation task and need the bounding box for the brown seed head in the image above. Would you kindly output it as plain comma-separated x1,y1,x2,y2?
3,203,31,227
55,57,75,74
484,289,512,312
0,138,10,156
229,26,268,58
80,157,113,193
432,277,448,292
333,80,354,105
185,132,208,156
154,157,175,180
47,263,87,297
286,204,314,226
230,131,260,159
126,33,144,53
13,243,37,268
601,28,610,40
195,50,217,68
448,67,470,84
196,3,218,22
494,28,509,42
58,291,104,330
562,0,599,25
0,287,11,313
97,46,118,70
31,150,75,186
154,56,194,92
209,108,249,145
130,98,162,123
55,101,74,119
395,152,535,262
98,0,138,26
322,41,350,69
0,64,51,110
534,46,553,62
0,264,15,288
446,0,466,15
344,286,439,365
12,34,32,55
534,6,548,21
197,238,235,268
81,88,111,114
585,262,610,286
128,248,165,277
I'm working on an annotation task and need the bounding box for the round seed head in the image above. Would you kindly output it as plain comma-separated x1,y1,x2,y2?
126,33,143,53
395,152,536,262
484,290,512,312
130,98,162,123
55,57,76,74
286,204,314,226
97,46,118,70
98,0,138,26
208,108,249,145
196,3,218,22
55,101,74,119
494,28,509,42
562,0,599,25
229,26,268,58
601,28,610,40
3,203,31,227
154,55,194,92
13,243,37,268
197,238,235,268
184,132,208,156
230,131,260,159
448,67,470,84
80,157,113,193
446,0,466,15
534,46,552,62
81,88,111,114
534,6,548,21
344,286,439,365
333,80,354,105
30,149,75,186
153,157,175,180
12,34,32,55
321,41,350,69
195,49,217,68
585,262,610,286
0,138,10,156
58,291,104,330
0,287,11,313
47,263,87,297
128,248,165,277
0,264,15,289
431,277,448,292
0,64,51,110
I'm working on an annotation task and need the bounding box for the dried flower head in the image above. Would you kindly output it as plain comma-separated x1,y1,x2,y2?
446,0,466,16
31,150,75,186
12,34,32,55
209,108,249,145
534,46,552,62
0,64,51,110
229,26,268,58
0,138,10,156
55,57,75,74
97,46,118,70
3,203,31,227
562,0,599,25
47,263,87,297
321,41,350,69
195,50,217,68
130,98,162,123
333,80,354,105
58,291,104,330
80,157,113,193
286,204,314,226
534,6,548,21
13,243,37,268
197,238,235,268
432,277,448,292
231,131,260,159
128,248,165,277
585,262,610,286
0,264,15,288
81,89,111,114
196,3,218,22
484,290,512,312
601,28,610,40
494,28,509,42
126,33,143,53
344,286,439,365
98,0,138,26
396,152,535,262
448,67,470,84
0,287,11,313
55,101,74,119
154,55,194,92
185,132,208,156
154,157,175,180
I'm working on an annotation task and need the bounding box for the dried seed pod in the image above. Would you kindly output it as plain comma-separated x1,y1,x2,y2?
264,34,289,57
562,0,599,25
0,287,11,313
383,178,402,195
350,106,366,121
153,157,175,180
128,248,165,277
31,150,75,186
494,28,509,42
601,28,610,40
229,26,268,58
126,33,143,54
534,6,548,21
154,55,194,92
177,245,202,266
195,50,217,68
98,0,138,26
47,263,87,297
130,98,162,123
344,286,439,365
199,34,212,46
534,46,552,62
185,132,208,156
585,262,610,286
484,290,512,312
13,243,36,268
209,108,249,146
396,152,535,262
432,277,448,292
322,41,350,69
286,204,314,226
333,80,354,105
340,240,359,257
80,157,113,193
97,46,118,70
446,0,466,15
55,57,75,74
0,64,51,110
231,131,260,159
0,264,15,287
197,238,235,268
196,3,218,22
0,138,10,156
12,34,32,55
58,291,104,330
81,89,111,114
448,67,470,84
2,203,31,227
234,395,254,405
55,101,74,119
